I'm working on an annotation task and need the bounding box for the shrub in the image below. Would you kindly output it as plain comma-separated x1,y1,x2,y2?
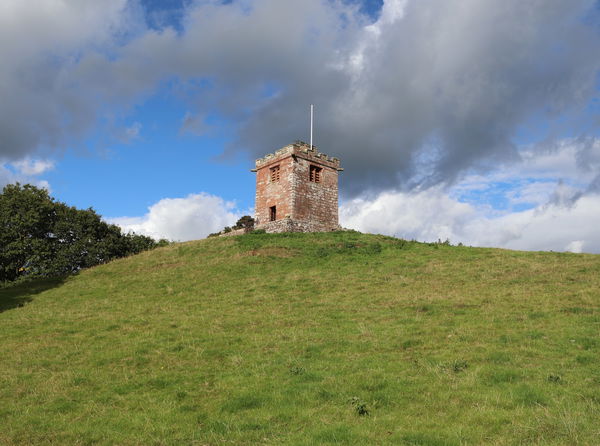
451,360,469,373
349,397,369,416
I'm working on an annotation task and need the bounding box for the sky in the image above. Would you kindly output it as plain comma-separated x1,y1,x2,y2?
2,0,600,252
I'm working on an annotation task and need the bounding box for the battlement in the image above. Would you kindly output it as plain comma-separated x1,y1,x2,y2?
254,141,342,171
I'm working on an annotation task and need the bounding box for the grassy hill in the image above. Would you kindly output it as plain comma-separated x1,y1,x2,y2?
1,231,599,445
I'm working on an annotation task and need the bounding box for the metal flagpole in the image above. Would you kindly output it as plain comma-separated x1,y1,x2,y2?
310,104,314,149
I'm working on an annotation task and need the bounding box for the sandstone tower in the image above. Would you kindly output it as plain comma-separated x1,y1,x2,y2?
252,141,343,233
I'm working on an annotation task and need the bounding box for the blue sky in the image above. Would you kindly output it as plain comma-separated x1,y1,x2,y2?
36,0,386,216
44,89,255,217
2,0,600,252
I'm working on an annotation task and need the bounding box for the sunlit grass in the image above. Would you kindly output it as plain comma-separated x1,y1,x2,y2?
1,231,599,445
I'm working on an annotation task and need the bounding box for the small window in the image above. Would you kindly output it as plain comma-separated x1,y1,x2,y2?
309,165,322,183
269,206,277,221
270,165,280,182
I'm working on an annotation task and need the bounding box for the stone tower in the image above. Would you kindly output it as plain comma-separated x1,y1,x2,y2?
252,141,343,233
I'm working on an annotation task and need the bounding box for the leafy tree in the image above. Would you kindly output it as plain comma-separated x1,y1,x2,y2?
0,183,166,283
0,184,55,281
208,215,255,238
233,215,255,231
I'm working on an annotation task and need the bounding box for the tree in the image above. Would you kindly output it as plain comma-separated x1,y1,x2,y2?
0,183,165,283
208,215,256,238
233,215,255,231
0,184,56,281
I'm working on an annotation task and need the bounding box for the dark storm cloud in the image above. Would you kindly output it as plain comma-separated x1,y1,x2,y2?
163,0,600,196
0,0,146,160
1,0,599,197
223,0,600,195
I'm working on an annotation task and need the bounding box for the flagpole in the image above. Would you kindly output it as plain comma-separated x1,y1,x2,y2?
310,104,314,149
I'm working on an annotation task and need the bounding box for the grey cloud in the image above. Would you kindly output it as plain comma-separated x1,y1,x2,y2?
572,136,600,193
0,0,147,161
0,0,362,161
1,0,599,198
545,180,582,208
174,0,600,196
531,136,600,196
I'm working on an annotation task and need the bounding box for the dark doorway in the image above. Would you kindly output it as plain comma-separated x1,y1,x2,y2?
269,206,277,221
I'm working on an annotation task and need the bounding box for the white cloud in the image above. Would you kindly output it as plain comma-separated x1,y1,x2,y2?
341,188,600,254
109,192,242,241
486,195,600,253
340,187,476,243
374,0,408,28
566,240,584,254
11,158,55,176
505,181,556,207
341,137,600,253
0,157,54,190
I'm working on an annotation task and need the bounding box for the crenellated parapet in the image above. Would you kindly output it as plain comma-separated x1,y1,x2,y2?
253,141,343,171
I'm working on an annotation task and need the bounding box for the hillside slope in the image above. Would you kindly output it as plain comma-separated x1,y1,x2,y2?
1,232,599,445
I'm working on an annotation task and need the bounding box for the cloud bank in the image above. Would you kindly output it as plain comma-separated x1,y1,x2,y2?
110,192,241,241
341,138,600,253
341,188,600,254
2,0,599,195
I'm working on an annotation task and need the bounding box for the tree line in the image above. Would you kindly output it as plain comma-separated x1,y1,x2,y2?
0,183,168,283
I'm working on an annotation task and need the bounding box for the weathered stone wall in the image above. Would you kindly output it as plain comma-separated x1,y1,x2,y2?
291,157,338,229
253,142,342,232
254,154,295,225
218,227,247,237
256,218,340,233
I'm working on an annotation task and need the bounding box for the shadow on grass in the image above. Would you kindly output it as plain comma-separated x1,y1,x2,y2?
0,277,67,313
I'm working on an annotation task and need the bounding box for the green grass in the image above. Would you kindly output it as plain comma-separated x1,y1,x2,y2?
1,231,600,445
